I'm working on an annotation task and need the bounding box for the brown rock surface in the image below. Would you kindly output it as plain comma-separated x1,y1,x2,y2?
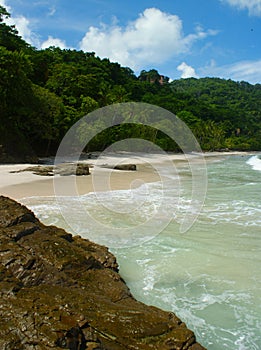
113,164,137,171
101,164,137,171
10,163,90,176
0,196,206,349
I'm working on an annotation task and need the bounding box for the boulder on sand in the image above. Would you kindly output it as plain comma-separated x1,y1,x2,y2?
10,163,90,176
101,163,137,171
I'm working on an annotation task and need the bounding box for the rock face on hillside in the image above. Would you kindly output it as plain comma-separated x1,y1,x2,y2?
0,196,206,350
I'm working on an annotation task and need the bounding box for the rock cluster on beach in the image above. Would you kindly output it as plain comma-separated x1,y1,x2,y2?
10,163,91,176
0,196,206,349
10,162,137,177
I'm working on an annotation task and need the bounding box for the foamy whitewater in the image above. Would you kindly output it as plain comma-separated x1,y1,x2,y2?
22,154,261,349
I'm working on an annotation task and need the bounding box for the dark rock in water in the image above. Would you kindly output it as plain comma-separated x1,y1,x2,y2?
0,196,206,349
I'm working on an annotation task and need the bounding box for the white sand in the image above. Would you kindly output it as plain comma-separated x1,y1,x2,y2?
0,151,250,201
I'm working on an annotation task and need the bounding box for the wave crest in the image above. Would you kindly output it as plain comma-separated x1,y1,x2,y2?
246,155,261,172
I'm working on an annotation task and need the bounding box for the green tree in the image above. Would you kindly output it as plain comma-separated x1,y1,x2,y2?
27,85,65,155
0,5,30,51
193,120,225,150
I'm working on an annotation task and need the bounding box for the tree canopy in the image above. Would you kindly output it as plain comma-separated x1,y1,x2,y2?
0,5,260,162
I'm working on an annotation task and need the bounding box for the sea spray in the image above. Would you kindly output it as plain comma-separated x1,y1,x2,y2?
247,155,261,172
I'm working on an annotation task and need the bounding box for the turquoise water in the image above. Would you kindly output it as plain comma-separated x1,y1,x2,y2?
22,154,261,349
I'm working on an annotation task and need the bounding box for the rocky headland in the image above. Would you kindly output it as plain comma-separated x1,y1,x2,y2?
0,196,206,349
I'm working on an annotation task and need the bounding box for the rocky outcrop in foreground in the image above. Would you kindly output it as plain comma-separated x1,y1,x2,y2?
0,196,206,350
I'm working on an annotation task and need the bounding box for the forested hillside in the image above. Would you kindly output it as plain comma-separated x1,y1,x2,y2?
1,5,261,162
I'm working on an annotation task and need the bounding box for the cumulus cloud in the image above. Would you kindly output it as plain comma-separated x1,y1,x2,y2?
6,15,38,46
41,36,67,49
177,62,198,78
0,0,65,49
222,0,261,16
11,16,36,44
0,0,39,46
80,8,217,71
201,59,261,84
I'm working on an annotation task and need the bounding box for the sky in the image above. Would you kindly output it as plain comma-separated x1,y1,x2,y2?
1,0,261,84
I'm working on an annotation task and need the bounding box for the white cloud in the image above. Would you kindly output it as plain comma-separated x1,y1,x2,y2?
0,0,39,46
6,15,39,46
80,8,217,71
41,36,67,49
222,0,261,16
48,6,56,17
0,1,65,49
11,16,35,44
0,0,11,12
200,59,261,84
177,62,198,78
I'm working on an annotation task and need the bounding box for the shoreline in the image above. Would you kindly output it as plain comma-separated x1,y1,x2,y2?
0,163,161,200
0,151,255,201
0,151,259,350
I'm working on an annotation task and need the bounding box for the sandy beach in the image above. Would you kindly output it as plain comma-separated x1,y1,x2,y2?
0,151,250,202
0,152,166,201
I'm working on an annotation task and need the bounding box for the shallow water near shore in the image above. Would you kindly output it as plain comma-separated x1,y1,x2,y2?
21,154,261,349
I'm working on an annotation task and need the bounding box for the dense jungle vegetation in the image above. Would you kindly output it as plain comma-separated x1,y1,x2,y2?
1,5,261,162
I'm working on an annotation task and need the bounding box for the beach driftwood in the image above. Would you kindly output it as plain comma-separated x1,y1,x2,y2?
0,196,206,350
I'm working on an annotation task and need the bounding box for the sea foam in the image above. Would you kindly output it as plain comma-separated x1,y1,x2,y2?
246,155,261,171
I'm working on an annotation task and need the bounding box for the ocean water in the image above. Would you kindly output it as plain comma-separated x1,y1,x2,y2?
21,154,261,350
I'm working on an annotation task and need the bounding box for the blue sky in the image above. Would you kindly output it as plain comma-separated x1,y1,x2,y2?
1,0,261,83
